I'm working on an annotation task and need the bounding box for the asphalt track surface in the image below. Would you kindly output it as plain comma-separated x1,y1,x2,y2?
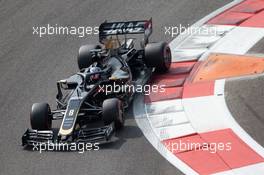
226,73,264,148
0,1,231,175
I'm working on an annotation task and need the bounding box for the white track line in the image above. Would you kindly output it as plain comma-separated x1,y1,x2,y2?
200,26,264,60
145,99,184,115
133,96,199,175
212,162,264,175
171,25,235,62
169,0,244,52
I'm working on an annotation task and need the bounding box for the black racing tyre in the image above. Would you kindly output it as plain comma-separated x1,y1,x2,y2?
102,98,124,130
77,44,101,70
144,42,171,73
30,103,52,130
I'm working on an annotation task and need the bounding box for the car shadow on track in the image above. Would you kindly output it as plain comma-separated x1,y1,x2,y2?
99,124,143,150
99,98,144,149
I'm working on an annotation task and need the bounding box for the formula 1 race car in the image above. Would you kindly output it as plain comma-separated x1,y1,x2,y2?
22,18,171,147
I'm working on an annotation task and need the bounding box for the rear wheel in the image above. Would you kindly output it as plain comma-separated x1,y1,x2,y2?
30,103,52,130
144,42,171,73
102,98,124,130
77,44,101,70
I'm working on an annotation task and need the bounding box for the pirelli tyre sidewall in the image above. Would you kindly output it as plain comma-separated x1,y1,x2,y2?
102,98,124,130
77,44,101,70
144,42,172,73
30,103,52,130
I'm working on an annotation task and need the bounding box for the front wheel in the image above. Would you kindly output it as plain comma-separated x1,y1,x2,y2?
30,103,52,130
102,98,124,130
144,42,171,73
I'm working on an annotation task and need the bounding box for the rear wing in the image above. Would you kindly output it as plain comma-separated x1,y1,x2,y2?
99,18,153,45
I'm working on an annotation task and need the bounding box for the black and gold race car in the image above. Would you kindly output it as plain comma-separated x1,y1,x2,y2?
22,18,171,147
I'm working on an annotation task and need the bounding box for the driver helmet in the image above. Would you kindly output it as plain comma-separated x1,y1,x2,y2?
90,66,102,81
